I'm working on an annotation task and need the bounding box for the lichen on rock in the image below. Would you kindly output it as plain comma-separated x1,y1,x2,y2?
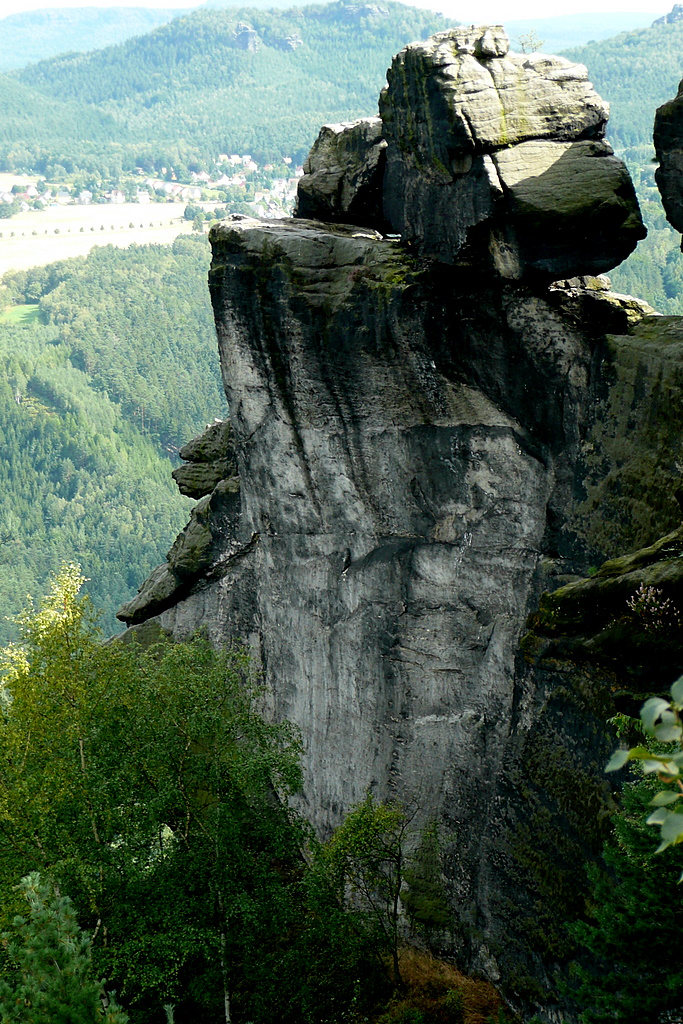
172,418,237,499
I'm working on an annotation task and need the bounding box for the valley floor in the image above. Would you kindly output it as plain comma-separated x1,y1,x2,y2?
0,202,195,275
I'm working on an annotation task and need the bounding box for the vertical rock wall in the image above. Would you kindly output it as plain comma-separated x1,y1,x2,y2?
117,26,672,1019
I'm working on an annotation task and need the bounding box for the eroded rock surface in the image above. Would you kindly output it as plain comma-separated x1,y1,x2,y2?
379,27,644,278
655,82,683,236
172,418,237,499
118,211,676,1015
295,118,387,229
117,27,672,1022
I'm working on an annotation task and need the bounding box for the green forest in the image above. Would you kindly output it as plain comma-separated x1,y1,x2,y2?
0,237,225,640
0,567,679,1024
0,2,453,176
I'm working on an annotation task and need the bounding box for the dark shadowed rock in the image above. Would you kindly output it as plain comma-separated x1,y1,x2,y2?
172,419,237,499
379,27,644,278
295,118,387,229
655,83,683,237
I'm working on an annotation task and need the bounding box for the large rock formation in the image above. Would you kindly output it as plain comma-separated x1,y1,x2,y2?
297,26,645,280
118,26,674,1020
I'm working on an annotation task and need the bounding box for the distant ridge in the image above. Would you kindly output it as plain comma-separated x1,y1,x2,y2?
500,12,661,54
0,2,455,173
0,7,188,72
653,4,683,25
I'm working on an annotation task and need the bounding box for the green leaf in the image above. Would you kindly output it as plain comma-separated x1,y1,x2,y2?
671,675,683,707
650,790,682,806
605,748,630,772
642,759,679,775
653,810,683,852
641,697,672,733
654,723,683,743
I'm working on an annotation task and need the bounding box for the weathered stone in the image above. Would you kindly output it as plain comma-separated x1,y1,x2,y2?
172,419,237,498
379,27,645,278
115,27,680,1019
233,23,260,50
295,118,387,229
653,4,683,26
178,419,234,464
117,215,681,1017
570,314,683,560
655,82,683,237
172,461,235,499
117,476,242,626
116,562,180,626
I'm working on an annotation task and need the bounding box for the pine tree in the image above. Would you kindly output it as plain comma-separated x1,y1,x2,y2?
569,780,683,1023
0,872,128,1024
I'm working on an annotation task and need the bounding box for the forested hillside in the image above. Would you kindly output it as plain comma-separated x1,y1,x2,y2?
563,21,683,311
0,2,453,177
0,236,225,640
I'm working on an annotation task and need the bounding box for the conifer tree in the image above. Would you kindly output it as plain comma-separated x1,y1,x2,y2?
0,872,127,1024
570,780,683,1024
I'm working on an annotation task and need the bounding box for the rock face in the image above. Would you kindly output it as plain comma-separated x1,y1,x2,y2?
654,82,683,237
172,418,237,499
118,28,671,1021
296,27,645,280
295,118,387,228
653,4,683,26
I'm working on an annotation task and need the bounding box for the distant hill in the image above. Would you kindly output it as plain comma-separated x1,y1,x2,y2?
563,20,683,155
0,7,189,72
504,12,661,54
0,1,453,175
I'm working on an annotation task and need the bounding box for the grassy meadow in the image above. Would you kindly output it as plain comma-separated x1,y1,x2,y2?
0,202,194,276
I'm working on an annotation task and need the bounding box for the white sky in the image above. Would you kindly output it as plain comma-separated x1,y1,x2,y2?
0,0,669,24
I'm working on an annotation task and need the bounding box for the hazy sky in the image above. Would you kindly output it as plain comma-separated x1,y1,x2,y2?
0,0,668,23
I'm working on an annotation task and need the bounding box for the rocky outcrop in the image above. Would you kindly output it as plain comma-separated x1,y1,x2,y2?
172,418,237,499
233,23,260,51
295,119,387,228
382,27,644,278
654,82,683,236
118,27,671,1021
296,27,645,280
653,4,683,26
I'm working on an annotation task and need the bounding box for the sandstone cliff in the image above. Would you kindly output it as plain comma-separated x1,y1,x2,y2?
118,26,682,1019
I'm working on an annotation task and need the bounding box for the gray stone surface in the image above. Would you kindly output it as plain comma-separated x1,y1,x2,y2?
116,214,670,1017
114,28,672,1019
655,81,683,236
379,27,645,278
172,419,237,499
295,118,387,229
117,476,242,626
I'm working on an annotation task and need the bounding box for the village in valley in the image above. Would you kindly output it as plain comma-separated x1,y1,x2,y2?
0,154,303,275
0,153,302,217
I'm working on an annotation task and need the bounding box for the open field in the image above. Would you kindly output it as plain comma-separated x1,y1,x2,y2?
0,304,39,324
0,173,39,193
0,203,195,276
